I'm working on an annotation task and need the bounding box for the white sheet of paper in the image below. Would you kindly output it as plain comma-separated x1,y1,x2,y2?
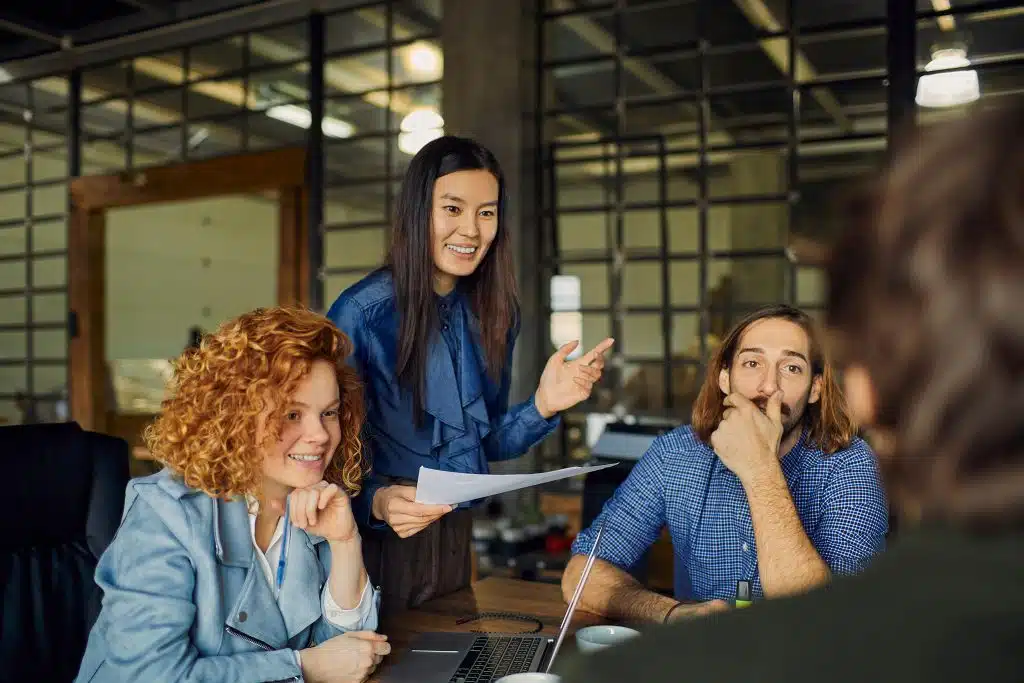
414,463,617,505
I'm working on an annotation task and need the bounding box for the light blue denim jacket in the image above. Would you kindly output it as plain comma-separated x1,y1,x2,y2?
75,469,380,683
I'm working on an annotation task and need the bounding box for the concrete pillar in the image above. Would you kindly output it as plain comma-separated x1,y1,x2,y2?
441,0,542,469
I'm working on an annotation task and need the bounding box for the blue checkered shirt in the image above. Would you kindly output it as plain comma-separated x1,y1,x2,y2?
572,425,888,601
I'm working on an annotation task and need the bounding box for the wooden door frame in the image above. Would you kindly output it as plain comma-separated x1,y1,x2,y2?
68,147,309,433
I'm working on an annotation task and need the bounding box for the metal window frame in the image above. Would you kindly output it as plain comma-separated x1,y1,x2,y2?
535,0,926,468
317,1,443,303
0,1,442,421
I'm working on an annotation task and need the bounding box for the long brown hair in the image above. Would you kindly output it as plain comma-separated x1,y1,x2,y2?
691,304,856,454
386,135,518,418
827,99,1024,528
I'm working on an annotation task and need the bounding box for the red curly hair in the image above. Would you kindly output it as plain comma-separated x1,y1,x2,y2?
145,306,366,500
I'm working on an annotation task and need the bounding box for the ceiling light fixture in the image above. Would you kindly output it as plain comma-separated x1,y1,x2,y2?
916,47,980,108
398,107,444,155
403,41,443,80
265,103,355,138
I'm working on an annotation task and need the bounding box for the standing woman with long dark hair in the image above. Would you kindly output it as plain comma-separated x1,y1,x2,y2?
328,135,613,613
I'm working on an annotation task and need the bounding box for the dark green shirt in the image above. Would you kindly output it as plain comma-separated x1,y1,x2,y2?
558,527,1024,683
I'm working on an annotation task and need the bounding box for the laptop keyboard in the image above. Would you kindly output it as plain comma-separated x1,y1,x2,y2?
447,634,544,683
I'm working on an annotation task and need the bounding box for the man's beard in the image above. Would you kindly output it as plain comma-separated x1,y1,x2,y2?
752,395,792,418
752,395,805,437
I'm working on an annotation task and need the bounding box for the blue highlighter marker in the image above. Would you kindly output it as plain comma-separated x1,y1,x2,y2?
275,496,291,599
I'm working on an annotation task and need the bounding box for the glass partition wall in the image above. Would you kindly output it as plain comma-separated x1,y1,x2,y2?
0,1,442,425
534,0,1024,471
1,0,1022,453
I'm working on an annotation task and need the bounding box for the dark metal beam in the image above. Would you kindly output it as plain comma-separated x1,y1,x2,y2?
887,0,917,147
0,16,63,45
0,0,306,80
307,12,326,312
113,0,174,14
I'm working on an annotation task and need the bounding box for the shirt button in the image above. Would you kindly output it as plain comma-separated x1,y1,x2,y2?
238,611,248,622
742,543,749,552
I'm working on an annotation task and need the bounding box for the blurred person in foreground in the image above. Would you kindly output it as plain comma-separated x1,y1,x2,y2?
560,99,1024,682
563,304,887,623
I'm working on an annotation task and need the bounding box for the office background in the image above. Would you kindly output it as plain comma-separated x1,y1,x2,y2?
0,0,1020,484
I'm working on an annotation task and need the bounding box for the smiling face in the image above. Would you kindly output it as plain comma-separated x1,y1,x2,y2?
260,359,342,501
718,317,822,438
430,169,500,294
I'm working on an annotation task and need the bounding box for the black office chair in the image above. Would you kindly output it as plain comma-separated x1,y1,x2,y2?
0,422,130,682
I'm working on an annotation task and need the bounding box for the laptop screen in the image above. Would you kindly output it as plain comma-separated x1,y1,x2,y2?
544,519,606,672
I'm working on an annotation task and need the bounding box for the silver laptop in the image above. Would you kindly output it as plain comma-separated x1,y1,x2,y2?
380,522,606,683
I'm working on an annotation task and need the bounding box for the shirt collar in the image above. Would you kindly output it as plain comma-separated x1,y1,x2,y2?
436,287,460,308
780,426,811,480
244,494,260,516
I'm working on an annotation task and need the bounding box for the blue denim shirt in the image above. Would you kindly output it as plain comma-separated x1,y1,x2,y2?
75,469,380,683
327,269,559,528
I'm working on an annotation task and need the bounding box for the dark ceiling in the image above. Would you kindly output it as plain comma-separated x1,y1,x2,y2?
0,0,263,62
544,0,1024,193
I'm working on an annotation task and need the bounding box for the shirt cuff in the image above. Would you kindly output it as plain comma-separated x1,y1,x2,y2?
322,578,374,630
526,393,561,426
355,480,389,532
294,649,302,669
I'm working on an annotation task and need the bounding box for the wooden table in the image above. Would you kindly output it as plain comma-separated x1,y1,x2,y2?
369,577,606,682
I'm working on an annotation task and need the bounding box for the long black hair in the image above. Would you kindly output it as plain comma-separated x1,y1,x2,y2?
387,135,519,417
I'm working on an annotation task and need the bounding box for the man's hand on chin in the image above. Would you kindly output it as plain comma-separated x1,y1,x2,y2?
710,390,784,484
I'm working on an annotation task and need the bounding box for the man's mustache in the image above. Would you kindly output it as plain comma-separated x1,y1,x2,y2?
752,396,792,417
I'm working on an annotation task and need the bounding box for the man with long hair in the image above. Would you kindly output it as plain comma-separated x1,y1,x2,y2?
562,304,888,623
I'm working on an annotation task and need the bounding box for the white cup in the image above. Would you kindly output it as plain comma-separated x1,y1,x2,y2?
495,674,562,683
574,625,640,653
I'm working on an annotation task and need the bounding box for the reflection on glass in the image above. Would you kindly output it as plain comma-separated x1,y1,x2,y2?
622,262,662,307
393,0,441,40
251,23,308,66
324,186,389,226
707,256,789,307
326,50,389,95
622,313,663,359
187,77,245,119
326,9,386,52
560,263,610,308
131,127,182,165
186,118,243,159
82,62,130,102
189,39,244,80
249,66,312,110
557,211,609,254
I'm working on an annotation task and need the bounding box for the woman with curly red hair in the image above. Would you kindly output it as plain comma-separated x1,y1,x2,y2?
76,307,389,683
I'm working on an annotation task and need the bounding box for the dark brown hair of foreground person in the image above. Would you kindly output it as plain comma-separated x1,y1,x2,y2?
827,99,1024,529
691,304,857,454
144,306,366,499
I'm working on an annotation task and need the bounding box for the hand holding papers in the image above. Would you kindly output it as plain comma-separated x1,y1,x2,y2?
414,463,617,506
